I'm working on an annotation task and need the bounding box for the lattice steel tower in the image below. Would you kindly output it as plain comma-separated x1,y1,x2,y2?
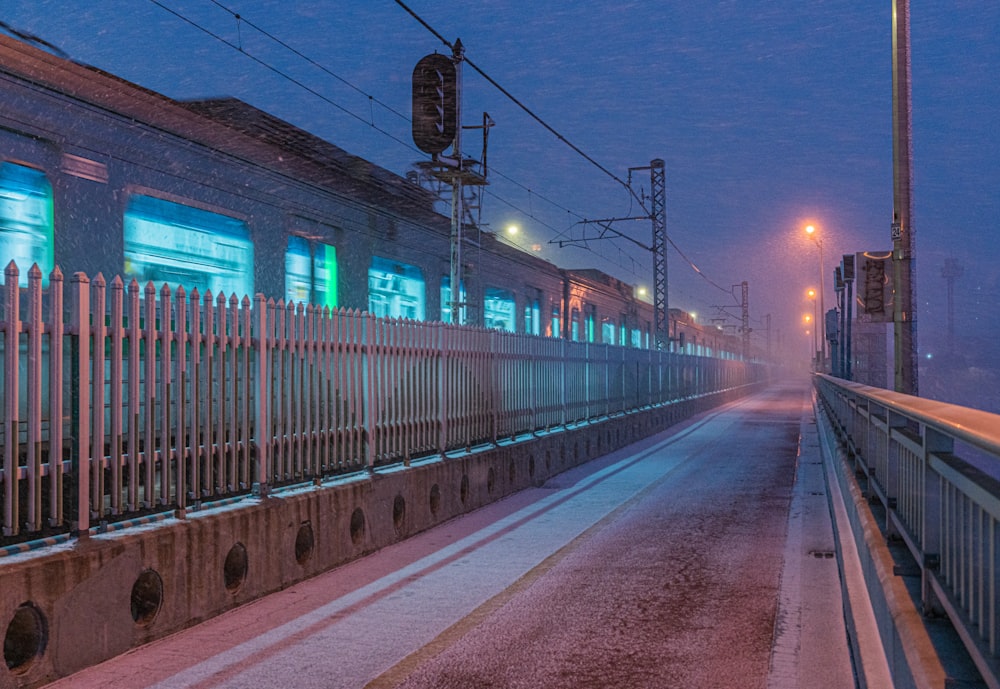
650,159,668,349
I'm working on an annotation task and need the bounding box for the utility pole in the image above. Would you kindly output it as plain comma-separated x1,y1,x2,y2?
649,159,668,349
891,0,918,394
741,281,750,360
941,257,963,352
449,40,465,325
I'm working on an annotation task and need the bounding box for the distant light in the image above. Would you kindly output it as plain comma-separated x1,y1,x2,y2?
806,288,816,299
506,224,519,236
690,311,697,321
531,243,542,252
637,287,648,297
926,353,933,360
805,224,816,236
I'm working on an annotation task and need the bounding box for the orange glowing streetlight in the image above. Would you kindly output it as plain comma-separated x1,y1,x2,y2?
805,288,819,370
804,225,826,369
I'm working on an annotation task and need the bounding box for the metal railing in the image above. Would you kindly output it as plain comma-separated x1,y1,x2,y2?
815,374,1000,687
1,262,766,544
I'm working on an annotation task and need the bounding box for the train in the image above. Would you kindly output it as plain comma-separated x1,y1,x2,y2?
0,31,741,358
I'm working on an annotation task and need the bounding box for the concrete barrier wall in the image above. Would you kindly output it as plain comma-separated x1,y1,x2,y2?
0,385,758,688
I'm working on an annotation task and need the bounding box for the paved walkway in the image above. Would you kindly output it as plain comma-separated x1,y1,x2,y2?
44,382,881,689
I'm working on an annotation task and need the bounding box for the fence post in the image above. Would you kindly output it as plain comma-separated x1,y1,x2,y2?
252,294,270,497
921,427,951,617
70,272,91,538
3,261,20,536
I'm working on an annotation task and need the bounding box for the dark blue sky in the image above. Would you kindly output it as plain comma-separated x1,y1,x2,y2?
5,1,999,400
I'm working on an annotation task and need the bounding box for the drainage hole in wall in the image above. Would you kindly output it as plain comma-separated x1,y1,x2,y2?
3,603,46,674
295,522,314,565
130,569,163,626
350,507,366,546
224,542,249,592
393,495,406,532
460,474,469,505
429,484,441,515
486,467,496,495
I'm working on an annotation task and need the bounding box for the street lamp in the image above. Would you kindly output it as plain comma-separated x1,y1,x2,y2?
804,225,826,370
806,289,818,369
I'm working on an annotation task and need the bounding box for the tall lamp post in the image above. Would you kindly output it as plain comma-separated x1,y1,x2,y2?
807,289,818,369
805,225,826,370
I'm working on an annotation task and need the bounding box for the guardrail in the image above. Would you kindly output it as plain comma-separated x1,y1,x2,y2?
1,261,766,545
815,374,1000,688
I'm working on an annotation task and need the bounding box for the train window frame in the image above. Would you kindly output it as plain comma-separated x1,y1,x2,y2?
0,162,54,287
123,194,254,299
285,235,338,309
368,256,425,321
483,286,516,333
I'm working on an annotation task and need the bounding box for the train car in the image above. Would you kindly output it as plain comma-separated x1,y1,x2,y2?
0,31,745,356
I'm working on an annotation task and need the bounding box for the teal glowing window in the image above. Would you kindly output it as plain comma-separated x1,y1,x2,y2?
484,287,516,332
0,163,53,287
602,319,616,345
441,276,466,324
369,257,425,320
285,236,337,309
124,195,253,298
551,305,561,338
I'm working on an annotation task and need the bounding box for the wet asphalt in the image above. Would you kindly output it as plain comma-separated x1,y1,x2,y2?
46,381,858,689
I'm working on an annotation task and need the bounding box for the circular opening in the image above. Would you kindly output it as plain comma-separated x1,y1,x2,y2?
4,603,46,674
224,542,249,592
460,474,469,505
130,569,163,626
429,484,441,515
392,495,406,532
486,467,496,495
350,507,366,546
295,522,314,565
509,460,516,484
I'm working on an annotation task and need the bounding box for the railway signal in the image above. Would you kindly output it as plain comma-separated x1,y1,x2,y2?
411,53,457,155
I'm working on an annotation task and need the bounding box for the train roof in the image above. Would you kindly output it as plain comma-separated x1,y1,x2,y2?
0,31,440,224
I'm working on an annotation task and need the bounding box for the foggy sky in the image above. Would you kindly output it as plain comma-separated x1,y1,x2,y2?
4,1,999,406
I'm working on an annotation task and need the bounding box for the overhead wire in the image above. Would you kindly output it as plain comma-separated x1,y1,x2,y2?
147,0,725,295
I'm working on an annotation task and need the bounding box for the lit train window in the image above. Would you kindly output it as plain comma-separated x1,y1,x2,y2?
523,289,541,336
484,287,516,332
602,319,616,345
285,236,337,309
440,276,466,324
0,163,54,287
124,195,253,298
368,257,425,320
632,328,643,348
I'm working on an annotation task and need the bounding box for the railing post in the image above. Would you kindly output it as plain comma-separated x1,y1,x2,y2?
27,265,43,533
921,427,951,616
70,272,91,538
252,294,270,497
3,261,20,537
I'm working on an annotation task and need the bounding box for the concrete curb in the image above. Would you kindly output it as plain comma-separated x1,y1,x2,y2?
814,395,951,689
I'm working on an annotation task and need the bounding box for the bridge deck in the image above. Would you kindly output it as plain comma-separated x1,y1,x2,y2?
43,383,865,689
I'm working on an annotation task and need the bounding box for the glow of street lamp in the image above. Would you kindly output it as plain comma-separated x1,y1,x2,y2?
506,224,519,236
806,288,816,299
805,224,816,237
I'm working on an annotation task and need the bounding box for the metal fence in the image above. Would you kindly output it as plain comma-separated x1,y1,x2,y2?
1,261,764,543
815,374,1000,687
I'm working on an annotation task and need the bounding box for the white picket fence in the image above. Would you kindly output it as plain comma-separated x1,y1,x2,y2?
1,261,763,540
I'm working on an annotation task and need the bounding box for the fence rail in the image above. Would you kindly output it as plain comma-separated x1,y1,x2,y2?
815,374,1000,688
1,262,765,544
